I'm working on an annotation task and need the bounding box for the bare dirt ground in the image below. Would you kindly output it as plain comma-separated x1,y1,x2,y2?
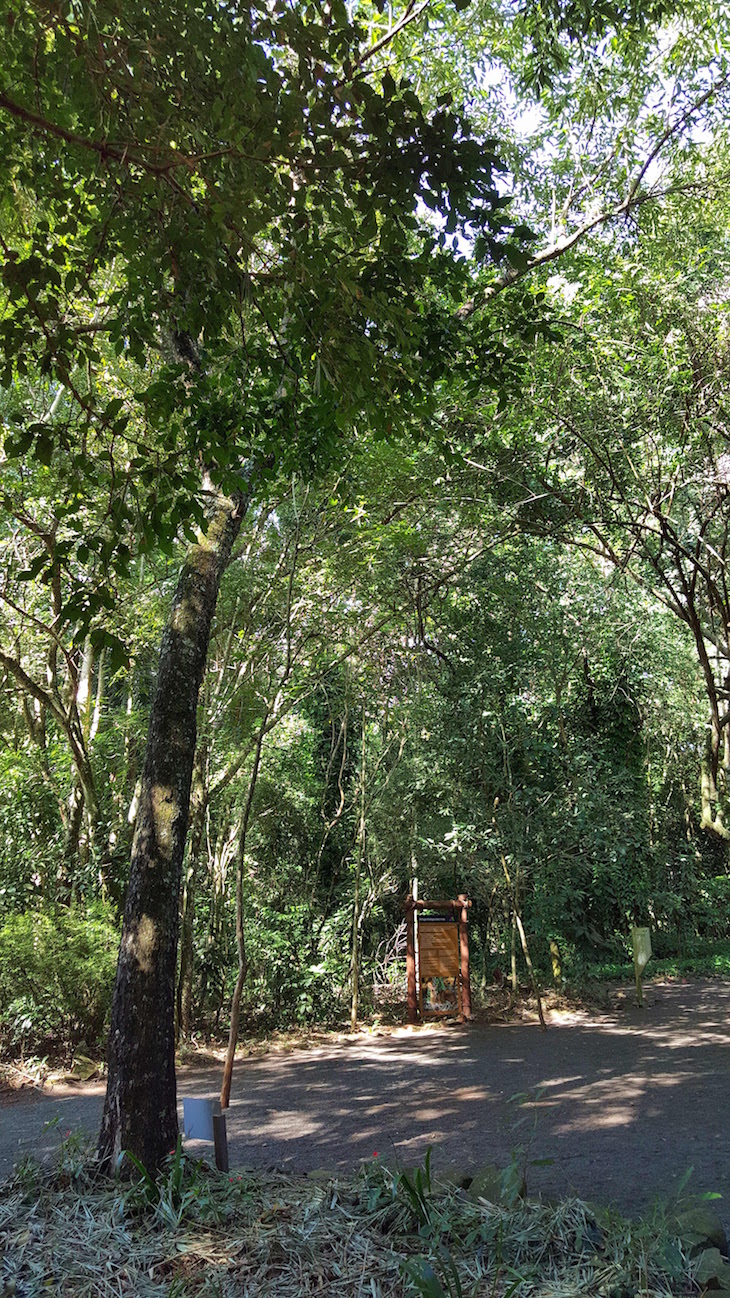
1,979,728,1219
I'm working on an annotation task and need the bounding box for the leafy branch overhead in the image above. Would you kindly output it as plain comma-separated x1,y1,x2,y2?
0,0,545,638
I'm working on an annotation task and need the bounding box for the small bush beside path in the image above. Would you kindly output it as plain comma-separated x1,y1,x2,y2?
0,1139,715,1298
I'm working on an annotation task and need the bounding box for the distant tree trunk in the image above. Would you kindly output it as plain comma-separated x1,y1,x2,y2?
20,693,67,830
177,745,208,1038
62,783,86,892
501,856,546,1031
350,710,366,1032
701,734,730,839
60,641,104,900
98,482,248,1174
349,856,361,1031
549,939,562,985
220,710,268,1111
514,909,547,1031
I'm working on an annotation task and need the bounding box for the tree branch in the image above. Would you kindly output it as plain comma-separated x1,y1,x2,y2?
457,70,730,320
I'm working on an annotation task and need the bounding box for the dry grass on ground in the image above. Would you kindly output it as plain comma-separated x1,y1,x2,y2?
0,1136,703,1298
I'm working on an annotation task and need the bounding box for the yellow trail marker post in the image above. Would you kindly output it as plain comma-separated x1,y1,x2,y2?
632,926,652,1008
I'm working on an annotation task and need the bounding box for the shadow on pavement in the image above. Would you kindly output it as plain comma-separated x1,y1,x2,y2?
2,980,727,1218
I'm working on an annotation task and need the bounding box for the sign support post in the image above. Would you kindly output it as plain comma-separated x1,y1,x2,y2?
406,904,418,1024
458,894,472,1020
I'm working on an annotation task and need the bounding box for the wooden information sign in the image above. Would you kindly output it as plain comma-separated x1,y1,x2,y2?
418,919,462,1017
403,891,472,1023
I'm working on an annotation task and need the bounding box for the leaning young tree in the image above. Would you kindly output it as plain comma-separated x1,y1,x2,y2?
0,0,542,1170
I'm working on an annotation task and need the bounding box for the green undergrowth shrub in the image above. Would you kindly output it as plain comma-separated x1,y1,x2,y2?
0,901,119,1058
0,749,67,917
0,1143,702,1298
564,939,730,988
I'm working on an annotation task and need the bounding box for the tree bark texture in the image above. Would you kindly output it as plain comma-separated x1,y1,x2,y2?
98,485,247,1173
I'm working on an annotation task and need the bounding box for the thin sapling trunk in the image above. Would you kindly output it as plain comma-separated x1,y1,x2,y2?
220,710,268,1111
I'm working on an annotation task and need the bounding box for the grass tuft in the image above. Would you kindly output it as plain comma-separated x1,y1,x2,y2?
0,1140,701,1297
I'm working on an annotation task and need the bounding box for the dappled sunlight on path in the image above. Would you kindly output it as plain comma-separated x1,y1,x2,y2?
1,980,728,1219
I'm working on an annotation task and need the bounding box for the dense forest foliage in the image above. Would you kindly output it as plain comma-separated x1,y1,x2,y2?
1,0,730,1089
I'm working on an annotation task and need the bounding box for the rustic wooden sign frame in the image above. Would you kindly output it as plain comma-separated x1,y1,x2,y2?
403,894,472,1024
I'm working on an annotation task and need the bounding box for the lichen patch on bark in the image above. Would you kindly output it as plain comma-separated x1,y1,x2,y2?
123,913,158,974
150,784,176,853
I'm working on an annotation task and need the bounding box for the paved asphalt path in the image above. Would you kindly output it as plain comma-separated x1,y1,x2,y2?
1,980,728,1217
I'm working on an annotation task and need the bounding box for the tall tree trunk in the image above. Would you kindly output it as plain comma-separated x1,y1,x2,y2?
98,483,248,1174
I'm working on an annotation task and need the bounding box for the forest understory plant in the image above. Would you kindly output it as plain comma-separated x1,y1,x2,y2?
0,1148,703,1298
